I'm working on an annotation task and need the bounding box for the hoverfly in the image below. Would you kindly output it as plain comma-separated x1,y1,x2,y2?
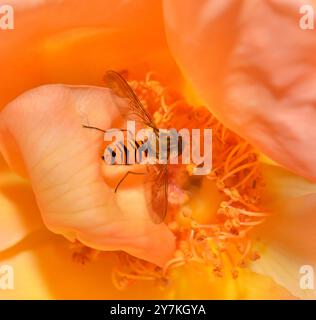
83,70,179,224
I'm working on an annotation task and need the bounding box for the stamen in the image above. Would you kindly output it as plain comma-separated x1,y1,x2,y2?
227,150,254,173
224,143,245,174
162,257,186,276
234,207,269,217
115,270,157,281
220,162,257,183
239,220,265,226
233,164,259,189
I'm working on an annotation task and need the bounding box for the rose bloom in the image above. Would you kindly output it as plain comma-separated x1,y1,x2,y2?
0,0,315,299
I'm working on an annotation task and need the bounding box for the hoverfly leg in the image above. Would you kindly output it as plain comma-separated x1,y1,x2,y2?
82,125,106,133
83,125,133,136
115,171,145,193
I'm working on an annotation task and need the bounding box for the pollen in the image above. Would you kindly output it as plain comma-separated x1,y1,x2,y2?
77,71,269,289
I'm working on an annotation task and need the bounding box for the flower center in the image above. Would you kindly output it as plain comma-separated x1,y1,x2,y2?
73,71,268,289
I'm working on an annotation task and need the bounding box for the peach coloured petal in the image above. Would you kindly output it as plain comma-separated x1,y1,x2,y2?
251,194,316,299
0,0,182,268
163,0,316,181
251,242,316,300
0,0,180,109
250,164,316,299
0,234,294,299
0,84,175,266
0,160,44,251
261,163,316,202
0,0,180,259
168,265,294,300
0,236,170,299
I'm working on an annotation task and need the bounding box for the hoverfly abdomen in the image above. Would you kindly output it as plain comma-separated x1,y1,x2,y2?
102,138,152,166
85,70,168,224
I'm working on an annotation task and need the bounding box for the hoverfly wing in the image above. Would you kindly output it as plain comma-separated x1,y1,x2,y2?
104,70,154,129
105,71,167,223
144,164,168,224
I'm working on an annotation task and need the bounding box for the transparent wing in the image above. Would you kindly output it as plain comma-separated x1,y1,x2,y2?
144,164,168,224
105,71,167,223
104,70,155,129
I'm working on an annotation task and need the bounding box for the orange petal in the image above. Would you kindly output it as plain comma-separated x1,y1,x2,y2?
0,236,170,299
252,164,316,299
0,84,175,266
164,0,316,181
0,234,294,299
0,156,44,251
0,0,181,275
0,0,180,108
167,264,294,299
